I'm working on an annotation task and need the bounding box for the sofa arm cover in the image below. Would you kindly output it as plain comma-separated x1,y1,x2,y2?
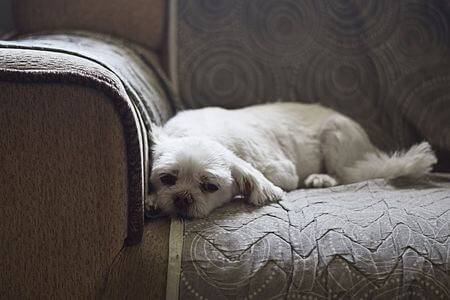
0,33,176,298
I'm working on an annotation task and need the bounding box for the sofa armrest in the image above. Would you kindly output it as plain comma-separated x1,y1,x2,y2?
0,80,129,298
0,33,175,298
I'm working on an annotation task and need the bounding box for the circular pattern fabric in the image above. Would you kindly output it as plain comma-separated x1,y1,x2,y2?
179,0,239,32
240,0,324,64
176,0,450,167
296,51,385,121
319,0,401,55
386,64,450,151
387,1,449,67
179,38,276,108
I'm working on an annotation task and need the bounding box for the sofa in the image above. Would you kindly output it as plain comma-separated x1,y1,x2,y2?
1,0,449,299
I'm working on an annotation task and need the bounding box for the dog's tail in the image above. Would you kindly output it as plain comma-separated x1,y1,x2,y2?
343,142,437,183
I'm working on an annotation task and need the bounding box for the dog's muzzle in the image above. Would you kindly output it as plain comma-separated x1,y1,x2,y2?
173,191,194,211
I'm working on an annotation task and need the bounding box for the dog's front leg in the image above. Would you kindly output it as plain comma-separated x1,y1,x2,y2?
261,160,299,191
228,153,285,206
144,192,162,218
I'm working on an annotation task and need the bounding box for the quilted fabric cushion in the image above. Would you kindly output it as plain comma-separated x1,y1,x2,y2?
178,177,450,299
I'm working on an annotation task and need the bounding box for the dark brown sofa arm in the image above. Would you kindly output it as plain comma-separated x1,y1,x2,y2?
0,79,129,298
0,33,175,298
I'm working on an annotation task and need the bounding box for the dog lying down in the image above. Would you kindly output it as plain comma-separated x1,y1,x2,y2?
145,102,437,218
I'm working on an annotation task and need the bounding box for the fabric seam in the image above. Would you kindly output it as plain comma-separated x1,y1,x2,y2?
166,217,184,300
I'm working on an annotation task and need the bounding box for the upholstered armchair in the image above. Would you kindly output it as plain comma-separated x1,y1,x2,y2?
1,1,449,299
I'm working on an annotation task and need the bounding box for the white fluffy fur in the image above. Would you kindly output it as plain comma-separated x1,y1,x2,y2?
146,102,437,218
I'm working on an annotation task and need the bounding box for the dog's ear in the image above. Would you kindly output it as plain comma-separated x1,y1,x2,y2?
150,123,167,145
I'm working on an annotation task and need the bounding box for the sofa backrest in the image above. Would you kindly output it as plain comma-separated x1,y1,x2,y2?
12,0,165,50
174,0,450,169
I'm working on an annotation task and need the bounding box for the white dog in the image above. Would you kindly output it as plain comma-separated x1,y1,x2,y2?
146,102,437,218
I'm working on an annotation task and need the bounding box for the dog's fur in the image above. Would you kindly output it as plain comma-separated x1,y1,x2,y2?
146,102,437,218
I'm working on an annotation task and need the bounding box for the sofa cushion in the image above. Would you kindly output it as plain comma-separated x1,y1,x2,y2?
12,0,166,50
173,176,450,299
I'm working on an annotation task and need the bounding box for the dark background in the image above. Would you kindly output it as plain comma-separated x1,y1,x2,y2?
0,0,14,34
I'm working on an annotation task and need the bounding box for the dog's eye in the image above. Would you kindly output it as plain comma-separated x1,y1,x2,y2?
160,174,177,186
201,183,219,193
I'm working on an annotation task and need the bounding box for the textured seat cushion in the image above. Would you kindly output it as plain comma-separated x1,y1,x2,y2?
175,176,450,299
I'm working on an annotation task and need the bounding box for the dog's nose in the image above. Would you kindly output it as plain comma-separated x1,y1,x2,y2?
173,192,194,210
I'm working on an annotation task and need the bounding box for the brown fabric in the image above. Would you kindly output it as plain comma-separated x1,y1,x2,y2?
0,47,146,244
12,0,165,50
6,32,180,127
0,35,176,297
0,29,181,243
2,32,183,221
0,82,128,298
103,218,171,300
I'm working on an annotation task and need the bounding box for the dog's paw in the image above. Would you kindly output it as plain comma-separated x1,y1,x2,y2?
144,193,162,218
247,183,285,206
304,174,338,188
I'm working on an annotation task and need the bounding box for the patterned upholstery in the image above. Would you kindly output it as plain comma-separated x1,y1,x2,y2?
172,1,450,299
176,0,450,168
180,178,450,299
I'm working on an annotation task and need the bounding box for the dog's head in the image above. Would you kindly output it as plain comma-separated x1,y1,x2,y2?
149,130,242,218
